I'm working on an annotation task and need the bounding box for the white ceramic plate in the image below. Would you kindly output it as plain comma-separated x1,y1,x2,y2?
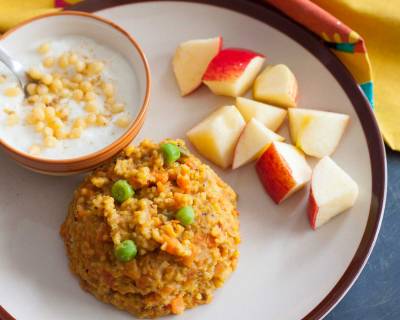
0,1,386,319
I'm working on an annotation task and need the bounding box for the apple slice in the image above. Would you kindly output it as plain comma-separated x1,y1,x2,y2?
253,64,298,108
232,118,284,169
288,108,349,158
202,49,265,97
256,142,312,204
308,157,359,229
172,36,222,96
236,97,287,131
187,105,245,169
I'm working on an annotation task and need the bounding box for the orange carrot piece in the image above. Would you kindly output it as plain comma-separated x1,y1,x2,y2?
155,171,169,183
177,175,190,192
171,296,185,314
163,237,181,256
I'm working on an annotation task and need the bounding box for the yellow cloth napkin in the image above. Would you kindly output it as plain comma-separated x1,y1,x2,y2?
0,1,57,32
0,0,399,150
311,0,400,150
0,0,80,32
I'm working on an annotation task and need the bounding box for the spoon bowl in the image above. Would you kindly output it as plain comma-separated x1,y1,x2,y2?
0,47,28,93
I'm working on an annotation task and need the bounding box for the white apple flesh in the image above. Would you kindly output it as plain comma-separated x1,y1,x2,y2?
172,36,222,96
235,97,287,131
308,156,359,229
187,105,245,169
232,118,284,169
253,64,298,108
288,108,350,158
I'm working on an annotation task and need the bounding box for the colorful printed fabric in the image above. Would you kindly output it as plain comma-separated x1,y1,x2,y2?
267,0,374,107
307,0,400,152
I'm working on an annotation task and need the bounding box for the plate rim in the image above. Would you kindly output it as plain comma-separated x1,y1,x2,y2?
0,0,387,319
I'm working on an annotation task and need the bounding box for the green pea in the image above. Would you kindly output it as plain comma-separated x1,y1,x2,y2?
114,240,137,262
111,180,134,203
175,206,195,226
161,143,181,164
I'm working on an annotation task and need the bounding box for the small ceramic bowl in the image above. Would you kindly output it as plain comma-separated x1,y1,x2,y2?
0,11,151,175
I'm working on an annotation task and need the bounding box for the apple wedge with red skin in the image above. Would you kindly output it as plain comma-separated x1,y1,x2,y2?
203,48,265,97
256,142,312,204
232,118,284,169
308,156,359,229
172,36,222,96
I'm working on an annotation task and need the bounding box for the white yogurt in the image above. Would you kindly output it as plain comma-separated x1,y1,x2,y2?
0,35,139,159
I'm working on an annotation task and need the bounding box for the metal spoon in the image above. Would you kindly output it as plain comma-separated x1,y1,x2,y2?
0,47,28,95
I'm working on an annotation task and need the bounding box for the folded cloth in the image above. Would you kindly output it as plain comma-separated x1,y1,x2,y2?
311,0,400,151
268,0,373,105
0,0,80,32
269,0,400,151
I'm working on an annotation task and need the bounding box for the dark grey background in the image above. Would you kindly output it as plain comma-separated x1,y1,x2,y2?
327,148,398,320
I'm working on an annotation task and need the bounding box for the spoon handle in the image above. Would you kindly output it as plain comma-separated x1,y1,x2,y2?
0,46,26,88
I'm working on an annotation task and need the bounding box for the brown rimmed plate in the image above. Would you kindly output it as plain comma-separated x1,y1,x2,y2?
0,1,386,319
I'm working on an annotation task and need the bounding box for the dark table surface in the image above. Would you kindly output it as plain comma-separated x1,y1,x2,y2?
326,147,399,320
